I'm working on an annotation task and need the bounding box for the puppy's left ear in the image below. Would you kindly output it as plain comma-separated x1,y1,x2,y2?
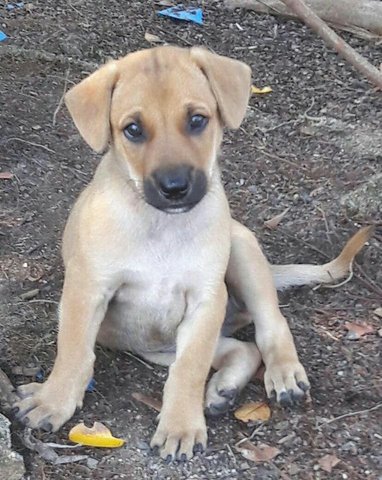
190,47,251,129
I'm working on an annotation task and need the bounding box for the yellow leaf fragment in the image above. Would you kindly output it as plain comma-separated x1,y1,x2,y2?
251,85,272,95
234,401,271,423
69,422,125,448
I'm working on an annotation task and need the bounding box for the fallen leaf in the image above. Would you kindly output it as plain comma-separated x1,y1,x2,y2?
236,440,280,463
318,454,341,473
69,422,125,448
264,208,290,229
132,392,162,412
144,32,163,44
0,171,14,179
344,321,374,340
234,401,271,423
251,85,272,95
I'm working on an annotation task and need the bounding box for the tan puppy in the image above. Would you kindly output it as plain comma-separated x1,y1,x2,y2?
15,46,372,461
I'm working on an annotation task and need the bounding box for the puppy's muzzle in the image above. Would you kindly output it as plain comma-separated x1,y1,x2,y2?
143,166,207,213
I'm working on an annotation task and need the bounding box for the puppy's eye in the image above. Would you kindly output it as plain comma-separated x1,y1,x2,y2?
188,114,208,134
124,122,145,143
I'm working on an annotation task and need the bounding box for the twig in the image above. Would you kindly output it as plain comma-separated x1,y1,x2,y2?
321,402,382,425
2,137,55,154
53,68,70,127
354,261,382,297
0,45,98,71
320,264,354,289
316,325,340,341
11,299,59,306
124,351,154,370
279,0,382,89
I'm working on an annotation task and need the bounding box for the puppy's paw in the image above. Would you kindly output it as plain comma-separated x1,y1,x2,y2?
205,371,238,417
150,411,207,461
14,381,81,431
264,359,310,406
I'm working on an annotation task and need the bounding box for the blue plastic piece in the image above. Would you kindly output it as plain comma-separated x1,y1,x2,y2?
35,370,44,382
86,378,96,392
158,6,203,25
6,2,24,10
0,31,7,42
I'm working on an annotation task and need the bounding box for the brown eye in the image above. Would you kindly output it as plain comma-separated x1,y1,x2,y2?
188,114,208,134
124,122,145,143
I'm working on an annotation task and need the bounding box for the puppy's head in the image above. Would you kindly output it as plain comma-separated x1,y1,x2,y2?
65,46,251,213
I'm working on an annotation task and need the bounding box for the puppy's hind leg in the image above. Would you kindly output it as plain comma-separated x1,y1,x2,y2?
205,337,262,416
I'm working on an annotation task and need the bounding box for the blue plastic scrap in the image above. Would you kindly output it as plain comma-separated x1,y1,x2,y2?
86,378,96,392
0,31,8,42
6,2,24,10
158,6,203,25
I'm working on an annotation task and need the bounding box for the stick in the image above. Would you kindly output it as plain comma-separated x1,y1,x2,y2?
225,0,382,37
321,402,382,425
279,0,382,89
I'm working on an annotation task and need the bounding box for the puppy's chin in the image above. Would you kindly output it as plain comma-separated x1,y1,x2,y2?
161,203,198,214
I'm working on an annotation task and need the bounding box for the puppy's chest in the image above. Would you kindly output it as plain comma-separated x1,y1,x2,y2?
108,234,207,352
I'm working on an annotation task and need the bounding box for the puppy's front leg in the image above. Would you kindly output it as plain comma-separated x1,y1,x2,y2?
226,220,310,405
151,284,227,461
15,263,111,431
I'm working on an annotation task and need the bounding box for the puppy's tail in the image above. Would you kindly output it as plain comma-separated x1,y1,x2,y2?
271,226,375,290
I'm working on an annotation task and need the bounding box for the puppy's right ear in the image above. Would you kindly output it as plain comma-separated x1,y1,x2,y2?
65,61,119,153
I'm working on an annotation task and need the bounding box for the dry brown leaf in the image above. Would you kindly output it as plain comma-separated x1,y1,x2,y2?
0,171,14,179
264,208,290,229
236,440,280,463
344,321,374,340
234,401,271,423
132,392,162,412
144,32,163,44
318,454,340,473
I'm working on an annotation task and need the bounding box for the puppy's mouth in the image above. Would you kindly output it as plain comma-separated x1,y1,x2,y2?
143,166,207,214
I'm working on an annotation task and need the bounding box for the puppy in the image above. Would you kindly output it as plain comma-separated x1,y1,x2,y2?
15,46,372,461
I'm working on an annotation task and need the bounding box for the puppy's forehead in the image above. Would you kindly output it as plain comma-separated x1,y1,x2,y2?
111,47,215,112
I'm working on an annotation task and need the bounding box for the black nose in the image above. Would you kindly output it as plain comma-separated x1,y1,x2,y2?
154,166,192,200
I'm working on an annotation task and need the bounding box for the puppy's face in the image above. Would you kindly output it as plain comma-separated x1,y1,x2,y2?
65,47,251,213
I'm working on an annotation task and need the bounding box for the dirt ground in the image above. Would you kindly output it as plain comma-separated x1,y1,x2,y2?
1,1,381,479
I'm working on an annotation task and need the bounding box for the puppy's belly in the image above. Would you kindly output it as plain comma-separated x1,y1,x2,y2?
97,282,186,355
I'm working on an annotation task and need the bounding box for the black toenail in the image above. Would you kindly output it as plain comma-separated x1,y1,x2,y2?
297,381,309,392
150,446,159,456
165,454,172,464
11,407,19,415
193,443,204,454
279,391,293,407
41,422,53,432
179,453,187,462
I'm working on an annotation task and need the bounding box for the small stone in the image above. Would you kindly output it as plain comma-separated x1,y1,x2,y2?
377,328,382,338
373,307,382,318
86,458,99,470
0,414,25,480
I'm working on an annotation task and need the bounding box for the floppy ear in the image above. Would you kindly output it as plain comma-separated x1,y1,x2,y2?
190,47,252,129
64,61,119,153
